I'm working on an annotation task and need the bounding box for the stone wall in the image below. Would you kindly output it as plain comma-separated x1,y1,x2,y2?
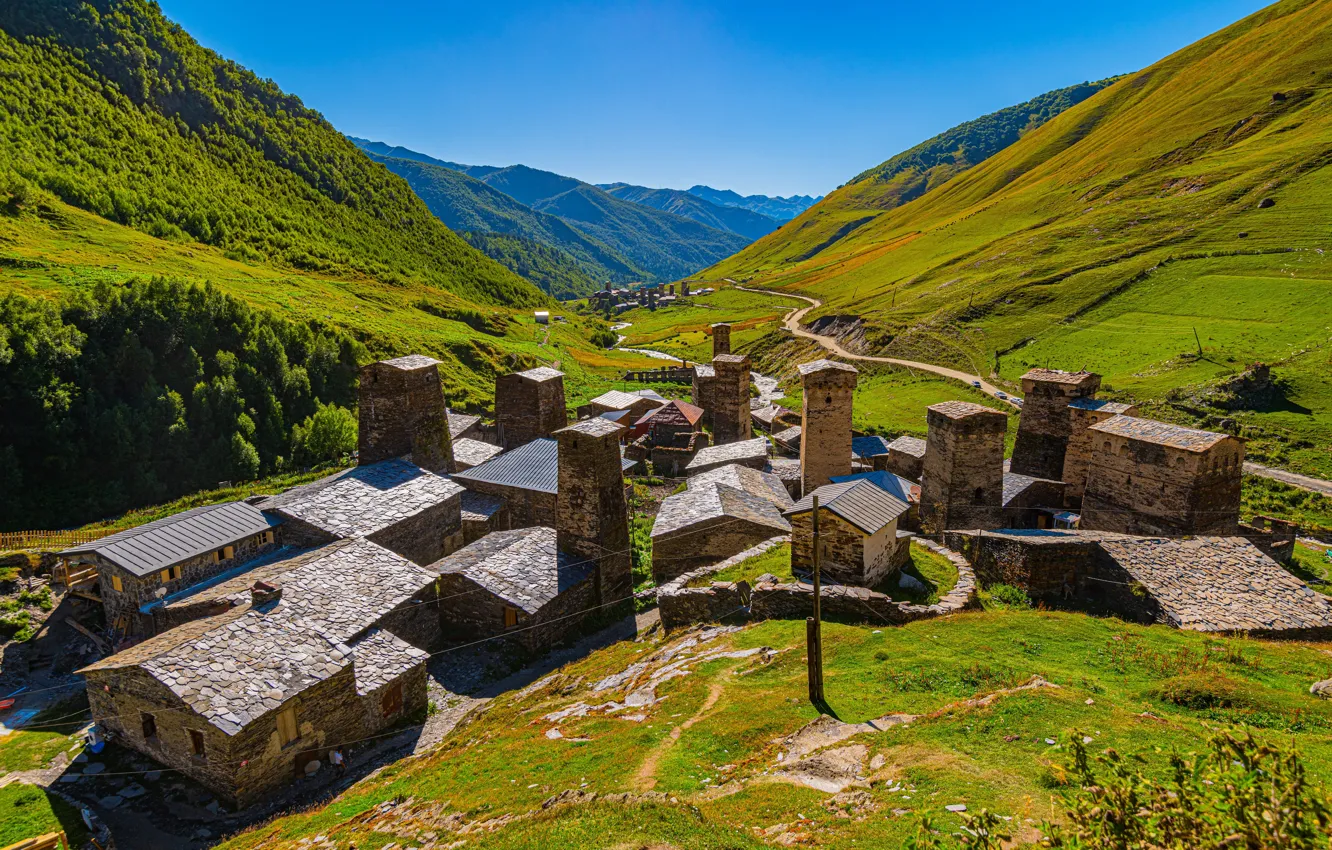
652,516,788,584
378,583,444,650
711,355,753,445
790,511,900,586
94,532,279,636
944,530,1100,598
458,480,556,529
366,497,464,567
1010,370,1100,481
358,663,428,736
358,356,454,473
799,360,858,496
885,447,923,482
918,402,1007,536
1081,433,1243,536
1062,401,1138,507
650,433,708,477
692,371,718,431
436,572,599,654
496,370,568,451
1002,477,1068,529
712,323,731,356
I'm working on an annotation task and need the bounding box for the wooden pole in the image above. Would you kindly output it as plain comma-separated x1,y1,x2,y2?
807,495,825,705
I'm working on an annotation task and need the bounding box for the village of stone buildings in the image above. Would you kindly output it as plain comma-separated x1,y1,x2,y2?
2,319,1331,844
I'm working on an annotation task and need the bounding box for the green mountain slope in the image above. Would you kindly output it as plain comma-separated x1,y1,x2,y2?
706,0,1332,475
687,184,822,221
600,182,781,240
0,0,546,309
364,151,644,297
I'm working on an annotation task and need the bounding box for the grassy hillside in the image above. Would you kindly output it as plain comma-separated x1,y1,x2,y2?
364,151,645,296
215,611,1332,849
0,0,547,310
602,183,780,240
704,0,1332,476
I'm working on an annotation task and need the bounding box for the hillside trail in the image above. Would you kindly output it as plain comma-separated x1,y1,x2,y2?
633,682,724,792
732,284,1332,495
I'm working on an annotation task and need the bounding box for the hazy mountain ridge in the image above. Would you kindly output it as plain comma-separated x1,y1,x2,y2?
599,182,781,240
687,184,822,220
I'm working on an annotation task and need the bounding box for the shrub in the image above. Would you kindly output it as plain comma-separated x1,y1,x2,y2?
1151,672,1253,710
291,403,357,466
1042,729,1332,849
986,584,1031,608
16,587,53,612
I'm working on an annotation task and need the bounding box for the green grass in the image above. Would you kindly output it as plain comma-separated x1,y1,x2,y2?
1240,474,1332,533
615,287,797,363
215,611,1332,849
688,543,794,587
1287,542,1332,595
878,542,959,605
0,694,88,774
0,784,89,847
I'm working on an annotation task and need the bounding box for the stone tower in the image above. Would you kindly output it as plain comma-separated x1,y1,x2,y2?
555,418,631,611
1062,398,1138,507
711,354,753,445
495,366,567,451
1009,369,1101,480
358,355,454,473
918,401,1007,536
798,359,858,496
711,323,732,357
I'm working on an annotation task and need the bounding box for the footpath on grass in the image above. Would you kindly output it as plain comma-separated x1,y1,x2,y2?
733,284,1332,497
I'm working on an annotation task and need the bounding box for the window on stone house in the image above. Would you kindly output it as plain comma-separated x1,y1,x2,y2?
263,531,275,545
159,565,182,583
141,712,157,741
189,729,206,759
277,706,298,746
503,606,520,629
223,545,235,560
382,682,404,718
110,574,123,593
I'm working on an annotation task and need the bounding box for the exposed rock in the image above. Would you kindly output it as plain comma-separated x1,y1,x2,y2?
1311,679,1332,699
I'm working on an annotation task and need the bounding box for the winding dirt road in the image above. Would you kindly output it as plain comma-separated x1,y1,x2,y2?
732,285,1017,407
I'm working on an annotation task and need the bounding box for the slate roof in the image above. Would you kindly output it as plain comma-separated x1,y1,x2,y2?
448,410,481,438
460,490,505,522
452,438,559,494
382,354,441,370
638,399,703,428
1098,536,1332,633
766,457,802,483
1003,471,1063,506
453,437,503,468
773,426,802,447
685,437,770,472
432,526,594,614
885,435,927,458
262,459,464,539
689,464,794,509
785,478,910,535
851,435,893,459
752,405,781,426
1020,368,1098,386
350,629,428,695
515,366,564,383
694,363,716,378
830,471,919,504
796,358,857,376
61,501,281,577
928,401,1006,420
1089,415,1234,452
1067,398,1134,414
651,483,790,538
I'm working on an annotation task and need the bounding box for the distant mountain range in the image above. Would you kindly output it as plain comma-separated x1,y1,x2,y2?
350,137,815,297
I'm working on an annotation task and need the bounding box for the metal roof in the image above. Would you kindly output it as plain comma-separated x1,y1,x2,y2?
61,501,281,577
830,471,918,504
851,435,892,459
638,399,704,427
785,478,910,535
452,437,560,494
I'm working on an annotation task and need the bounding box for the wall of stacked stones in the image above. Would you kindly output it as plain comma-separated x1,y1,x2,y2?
652,517,783,584
1082,437,1242,535
435,573,600,654
461,480,556,529
359,663,429,735
367,499,463,567
919,412,1006,535
658,537,977,630
379,584,444,650
496,375,567,450
884,450,922,481
791,512,875,585
944,531,1098,598
521,576,602,653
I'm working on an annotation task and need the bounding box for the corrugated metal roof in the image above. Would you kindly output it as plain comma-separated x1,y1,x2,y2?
851,435,893,459
830,471,918,504
785,478,909,535
61,501,281,577
452,438,559,494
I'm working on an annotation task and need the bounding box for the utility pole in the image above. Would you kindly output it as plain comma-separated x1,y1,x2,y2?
807,495,825,706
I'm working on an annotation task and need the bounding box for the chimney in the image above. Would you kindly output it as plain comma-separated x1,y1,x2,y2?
495,366,567,451
711,323,732,357
358,355,454,473
555,419,631,609
797,358,858,495
250,580,282,607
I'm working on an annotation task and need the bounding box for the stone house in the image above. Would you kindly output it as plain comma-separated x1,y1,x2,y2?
358,355,455,473
883,435,927,481
451,437,559,528
79,537,439,807
1081,415,1243,536
685,437,770,477
260,458,465,567
772,425,802,457
634,399,704,444
1002,470,1068,529
785,477,911,587
1062,398,1138,507
830,470,920,532
460,491,508,543
451,437,503,472
447,410,484,443
648,431,711,477
691,363,718,431
650,464,793,582
495,366,568,450
710,354,754,445
61,501,283,637
576,389,665,423
431,419,631,650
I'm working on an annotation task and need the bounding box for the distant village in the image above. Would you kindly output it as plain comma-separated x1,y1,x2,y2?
23,321,1332,813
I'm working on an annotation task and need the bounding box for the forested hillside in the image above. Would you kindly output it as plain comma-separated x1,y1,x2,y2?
707,0,1332,476
351,139,752,282
364,151,644,297
0,0,547,308
600,182,780,240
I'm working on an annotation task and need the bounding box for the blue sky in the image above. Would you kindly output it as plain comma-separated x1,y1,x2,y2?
160,0,1268,197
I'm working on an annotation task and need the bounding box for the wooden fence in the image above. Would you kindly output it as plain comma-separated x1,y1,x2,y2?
0,529,110,551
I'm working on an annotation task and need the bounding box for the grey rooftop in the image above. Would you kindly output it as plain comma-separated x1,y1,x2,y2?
262,459,464,539
432,526,594,614
452,438,559,494
689,463,793,509
380,354,442,370
886,435,927,457
785,477,910,535
61,501,281,577
514,366,565,382
350,629,428,696
558,417,624,439
928,401,1007,420
1067,398,1134,414
797,358,858,376
651,482,790,539
1020,368,1098,385
448,410,481,437
1089,415,1233,452
685,437,770,472
453,437,503,468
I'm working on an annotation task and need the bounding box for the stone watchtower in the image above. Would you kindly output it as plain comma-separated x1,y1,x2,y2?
555,419,631,612
711,323,732,357
1009,369,1101,480
358,355,454,473
495,366,568,451
1062,398,1138,507
798,359,858,496
711,353,753,445
918,401,1007,536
